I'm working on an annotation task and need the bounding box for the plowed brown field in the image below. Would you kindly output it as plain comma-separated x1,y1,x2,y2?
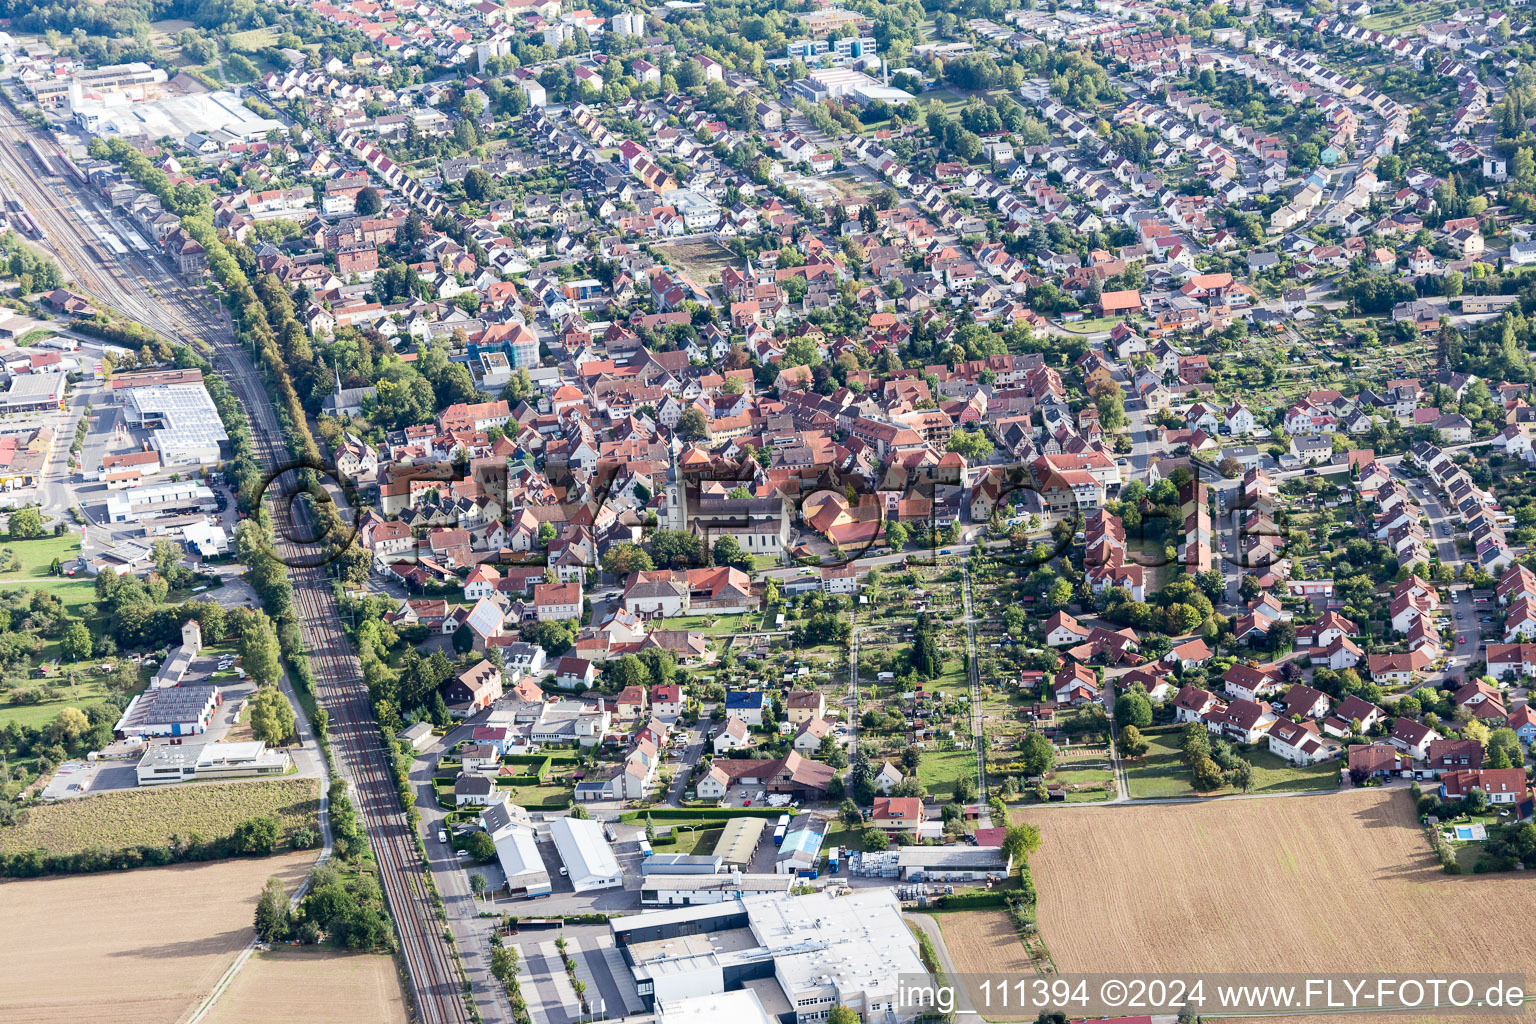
0,853,315,1024
201,949,408,1024
1015,790,1536,1023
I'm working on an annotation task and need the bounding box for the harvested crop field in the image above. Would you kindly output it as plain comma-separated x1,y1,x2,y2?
933,910,1034,974
0,777,318,856
1017,791,1536,1023
201,949,408,1024
0,852,315,1024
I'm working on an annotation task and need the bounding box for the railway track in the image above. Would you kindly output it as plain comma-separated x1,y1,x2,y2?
0,117,476,1024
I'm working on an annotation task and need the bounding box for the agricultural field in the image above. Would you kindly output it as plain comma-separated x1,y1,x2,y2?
0,851,315,1024
927,910,1048,1021
201,949,409,1024
1016,790,1536,1010
0,777,319,856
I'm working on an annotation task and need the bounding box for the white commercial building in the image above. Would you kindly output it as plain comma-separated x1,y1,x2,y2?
121,383,229,467
104,480,217,522
549,815,623,891
484,801,552,898
659,990,777,1024
639,872,793,906
615,889,930,1022
135,740,292,785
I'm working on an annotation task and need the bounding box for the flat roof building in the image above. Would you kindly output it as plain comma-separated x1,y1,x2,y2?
659,989,777,1024
897,845,1013,881
121,383,229,467
614,889,930,1021
641,853,724,876
640,871,793,906
135,739,291,785
549,815,622,891
104,480,217,523
0,371,65,413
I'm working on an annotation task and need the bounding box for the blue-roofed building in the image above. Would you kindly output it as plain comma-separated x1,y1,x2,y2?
724,690,766,727
775,814,827,875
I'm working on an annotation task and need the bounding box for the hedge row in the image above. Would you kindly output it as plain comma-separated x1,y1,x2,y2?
619,807,782,822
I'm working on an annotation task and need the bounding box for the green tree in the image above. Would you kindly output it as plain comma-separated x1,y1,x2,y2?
7,507,42,539
463,166,494,202
453,622,475,655
464,830,498,863
828,1007,862,1024
607,654,651,689
232,815,281,855
248,685,297,746
1002,822,1042,864
1179,722,1211,765
884,520,908,549
1020,731,1055,775
712,534,752,571
602,542,654,578
947,429,995,461
1116,687,1153,729
239,611,283,688
490,945,521,984
59,620,92,662
1190,755,1224,791
355,186,383,216
675,407,709,441
254,876,292,942
1513,146,1536,187
1118,724,1149,757
861,828,890,851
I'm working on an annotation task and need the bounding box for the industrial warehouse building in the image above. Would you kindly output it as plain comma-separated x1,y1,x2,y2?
0,370,65,413
657,990,777,1024
482,802,551,898
639,871,792,907
774,814,827,874
641,854,723,876
714,817,765,868
104,480,218,523
613,889,929,1022
120,382,229,468
113,683,221,738
549,815,622,891
134,740,291,785
897,845,1013,882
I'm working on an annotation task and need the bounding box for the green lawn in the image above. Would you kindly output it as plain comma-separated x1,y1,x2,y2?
662,614,758,635
1359,1,1452,31
662,825,722,856
917,748,977,803
1124,734,1340,798
1123,733,1197,799
1245,749,1340,794
496,782,572,808
0,677,115,730
822,824,871,854
2,577,99,614
1056,316,1126,335
0,534,81,577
